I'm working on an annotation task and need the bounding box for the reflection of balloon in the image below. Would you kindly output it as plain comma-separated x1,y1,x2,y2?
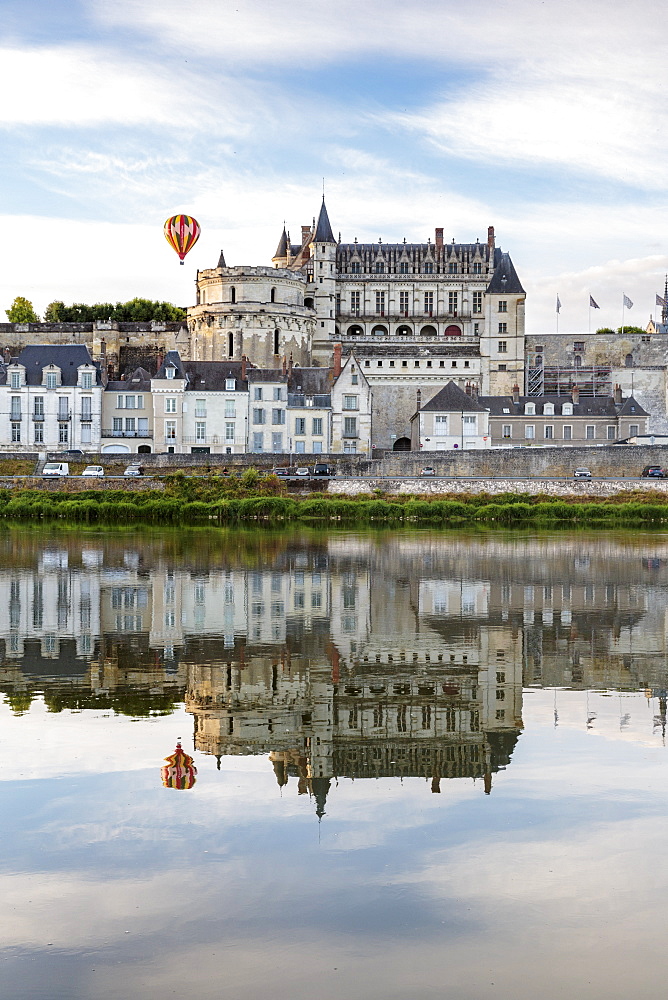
161,740,198,789
164,214,201,265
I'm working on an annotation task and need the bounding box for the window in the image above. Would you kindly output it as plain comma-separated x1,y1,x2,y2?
313,440,322,453
10,371,21,389
535,344,544,353
448,291,458,314
351,261,361,274
351,373,358,384
166,366,175,379
563,425,572,440
344,416,357,436
225,422,235,442
225,378,235,391
81,371,93,389
33,397,44,418
562,402,573,415
586,425,595,440
350,291,360,315
58,423,68,443
11,422,20,443
272,409,285,425
375,261,384,274
375,291,385,314
165,420,176,440
195,399,206,417
498,322,507,333
502,424,512,439
544,425,554,439
472,291,482,313
573,342,585,352
137,418,148,435
295,417,306,435
498,300,507,313
343,395,358,410
312,417,323,435
273,387,283,401
463,415,476,434
254,387,263,401
607,425,616,440
544,403,554,415
424,291,434,313
399,290,410,314
253,408,265,424
448,261,457,274
423,261,433,274
498,363,507,371
165,397,176,413
525,403,535,415
34,424,43,444
253,432,263,451
271,432,283,450
58,397,69,420
81,424,91,444
629,423,639,436
46,372,57,389
10,396,20,419
525,425,535,439
195,422,206,442
400,261,409,274
295,440,305,453
112,417,122,434
498,341,507,353
81,397,92,420
225,399,236,418
435,415,448,434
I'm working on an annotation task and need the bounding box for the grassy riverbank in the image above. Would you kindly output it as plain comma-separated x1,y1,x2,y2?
2,470,668,525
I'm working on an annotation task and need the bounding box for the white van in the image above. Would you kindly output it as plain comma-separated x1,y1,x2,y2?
42,462,69,478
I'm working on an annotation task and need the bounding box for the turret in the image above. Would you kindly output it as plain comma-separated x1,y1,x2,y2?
309,198,338,354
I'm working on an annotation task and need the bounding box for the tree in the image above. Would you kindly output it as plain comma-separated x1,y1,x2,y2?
616,325,645,336
43,300,66,322
5,296,39,323
595,327,616,335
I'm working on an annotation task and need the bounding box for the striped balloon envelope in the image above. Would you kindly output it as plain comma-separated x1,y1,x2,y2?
161,741,198,789
164,214,201,265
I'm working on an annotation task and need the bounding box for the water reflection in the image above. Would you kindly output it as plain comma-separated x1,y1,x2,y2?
1,528,668,798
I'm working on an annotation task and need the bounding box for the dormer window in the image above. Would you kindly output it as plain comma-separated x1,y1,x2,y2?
543,403,554,415
351,261,361,274
472,262,482,274
225,378,235,391
424,262,433,274
45,371,58,389
166,366,175,380
375,261,384,274
80,370,93,389
562,402,573,415
400,262,409,274
525,403,535,415
10,371,21,389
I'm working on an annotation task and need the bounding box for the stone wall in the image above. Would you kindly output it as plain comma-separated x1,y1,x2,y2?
330,477,668,497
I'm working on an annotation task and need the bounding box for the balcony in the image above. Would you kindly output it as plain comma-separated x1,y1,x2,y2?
102,429,153,439
57,411,72,421
183,435,242,446
32,413,45,421
10,412,22,422
80,414,93,422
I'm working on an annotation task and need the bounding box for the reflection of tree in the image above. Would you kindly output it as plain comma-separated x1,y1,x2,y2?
4,691,35,715
42,690,178,717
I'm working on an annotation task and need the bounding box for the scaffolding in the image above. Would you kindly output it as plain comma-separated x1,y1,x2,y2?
526,365,612,397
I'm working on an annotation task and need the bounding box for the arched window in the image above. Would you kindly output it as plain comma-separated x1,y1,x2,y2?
270,287,276,303
574,354,582,368
230,286,236,304
228,332,234,356
625,353,633,367
535,354,543,367
304,297,314,309
274,329,280,355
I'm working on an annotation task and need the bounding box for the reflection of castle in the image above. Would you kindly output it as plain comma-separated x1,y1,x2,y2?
185,649,523,815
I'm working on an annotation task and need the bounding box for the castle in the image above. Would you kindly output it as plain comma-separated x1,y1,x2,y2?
189,198,526,449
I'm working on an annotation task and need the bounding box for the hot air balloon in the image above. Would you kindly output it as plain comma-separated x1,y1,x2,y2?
161,740,198,789
164,214,201,265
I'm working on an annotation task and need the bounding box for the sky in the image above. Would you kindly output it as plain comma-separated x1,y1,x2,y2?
1,0,668,334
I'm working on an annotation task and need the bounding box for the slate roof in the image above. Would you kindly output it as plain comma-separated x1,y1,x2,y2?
419,381,488,413
314,198,335,243
287,367,333,394
477,393,649,417
106,367,152,392
342,343,480,358
217,249,226,268
337,240,493,273
246,368,288,384
486,251,525,294
155,350,186,380
273,227,289,259
12,344,101,386
154,352,249,390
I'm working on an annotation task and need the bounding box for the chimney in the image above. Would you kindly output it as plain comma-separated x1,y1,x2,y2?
465,383,472,396
614,383,622,405
416,388,422,410
301,224,311,245
471,383,479,400
487,226,495,250
512,384,520,404
288,352,293,376
241,354,247,380
157,350,164,371
435,227,444,248
572,385,580,405
333,343,342,378
281,354,287,376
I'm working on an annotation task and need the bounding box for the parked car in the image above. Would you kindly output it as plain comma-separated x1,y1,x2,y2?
42,462,69,478
124,464,144,477
295,467,310,477
420,466,436,477
573,467,592,479
312,463,334,477
81,465,104,478
271,468,291,477
62,449,84,458
641,465,667,478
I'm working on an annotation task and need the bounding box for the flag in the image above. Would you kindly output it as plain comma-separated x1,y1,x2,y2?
623,294,633,309
589,295,600,309
556,295,561,313
656,294,666,307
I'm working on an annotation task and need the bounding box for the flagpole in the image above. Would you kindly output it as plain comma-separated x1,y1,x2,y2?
621,295,625,337
588,298,591,335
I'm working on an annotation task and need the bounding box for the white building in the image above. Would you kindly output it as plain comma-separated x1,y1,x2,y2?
0,344,102,453
410,380,491,451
